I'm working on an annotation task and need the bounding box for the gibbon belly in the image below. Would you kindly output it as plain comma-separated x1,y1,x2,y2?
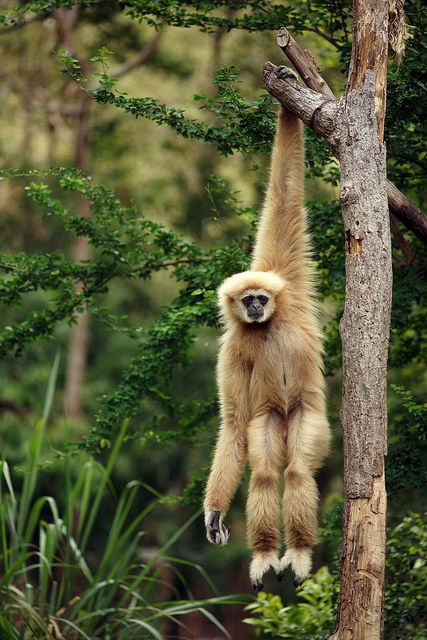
243,324,304,418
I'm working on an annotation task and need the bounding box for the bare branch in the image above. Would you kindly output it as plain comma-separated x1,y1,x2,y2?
390,215,415,266
263,62,339,146
386,180,427,243
276,27,336,100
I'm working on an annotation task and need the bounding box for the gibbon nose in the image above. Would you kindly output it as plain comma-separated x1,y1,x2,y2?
248,303,263,317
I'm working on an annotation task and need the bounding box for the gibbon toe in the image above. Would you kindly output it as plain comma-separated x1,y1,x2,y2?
280,547,312,584
205,510,230,546
252,578,264,592
249,551,281,590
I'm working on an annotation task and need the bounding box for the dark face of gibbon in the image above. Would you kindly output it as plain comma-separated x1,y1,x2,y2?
237,289,276,324
241,293,269,320
218,271,285,327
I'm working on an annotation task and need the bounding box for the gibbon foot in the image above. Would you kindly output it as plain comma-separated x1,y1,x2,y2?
276,65,299,83
205,510,230,546
280,547,312,585
252,579,264,592
249,551,281,591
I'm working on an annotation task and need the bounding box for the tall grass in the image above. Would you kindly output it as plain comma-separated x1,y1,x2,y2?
0,355,247,639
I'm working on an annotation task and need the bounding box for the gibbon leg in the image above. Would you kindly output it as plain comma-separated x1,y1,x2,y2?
247,410,285,590
280,406,330,584
204,416,247,546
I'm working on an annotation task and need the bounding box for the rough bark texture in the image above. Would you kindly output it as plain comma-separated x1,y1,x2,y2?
330,2,391,638
263,62,339,145
276,27,336,101
332,477,387,640
337,72,391,498
347,1,388,139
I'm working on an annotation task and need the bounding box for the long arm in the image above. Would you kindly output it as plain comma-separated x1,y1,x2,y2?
204,413,247,516
203,408,247,544
251,95,312,286
204,349,249,544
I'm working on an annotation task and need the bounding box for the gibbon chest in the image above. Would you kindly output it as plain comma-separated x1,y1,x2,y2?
238,325,304,411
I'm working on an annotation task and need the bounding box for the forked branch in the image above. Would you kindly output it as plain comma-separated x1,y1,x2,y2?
266,27,427,244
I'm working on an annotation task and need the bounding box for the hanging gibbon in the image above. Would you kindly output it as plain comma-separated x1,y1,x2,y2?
204,67,331,590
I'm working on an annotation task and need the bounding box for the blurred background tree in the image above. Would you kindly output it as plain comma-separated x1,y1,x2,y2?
0,1,425,638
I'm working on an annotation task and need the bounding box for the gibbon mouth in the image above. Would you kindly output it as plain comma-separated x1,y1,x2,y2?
247,312,264,320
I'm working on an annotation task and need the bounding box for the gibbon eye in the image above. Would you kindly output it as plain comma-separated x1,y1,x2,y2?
258,295,269,306
241,295,254,307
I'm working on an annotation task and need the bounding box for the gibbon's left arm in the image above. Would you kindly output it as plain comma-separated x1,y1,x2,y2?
251,72,311,287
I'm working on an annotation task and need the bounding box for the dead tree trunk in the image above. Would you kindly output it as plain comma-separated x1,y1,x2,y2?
264,1,393,637
331,2,391,638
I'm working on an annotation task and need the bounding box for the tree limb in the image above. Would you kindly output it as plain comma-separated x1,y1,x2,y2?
390,215,415,266
276,27,336,100
263,62,339,147
385,180,427,244
109,29,164,81
272,27,427,244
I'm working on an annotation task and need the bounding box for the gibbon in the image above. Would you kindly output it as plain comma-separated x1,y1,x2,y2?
204,66,331,590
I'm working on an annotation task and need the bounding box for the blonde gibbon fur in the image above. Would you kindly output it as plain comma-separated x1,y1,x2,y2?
204,72,331,590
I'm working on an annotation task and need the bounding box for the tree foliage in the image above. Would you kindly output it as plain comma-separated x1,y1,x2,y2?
0,0,425,637
1,2,426,466
243,513,427,639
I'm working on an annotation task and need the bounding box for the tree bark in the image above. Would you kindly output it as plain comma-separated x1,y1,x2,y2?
332,2,391,638
332,76,390,640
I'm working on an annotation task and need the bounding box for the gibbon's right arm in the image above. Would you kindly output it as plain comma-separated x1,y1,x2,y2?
204,348,250,544
251,70,311,286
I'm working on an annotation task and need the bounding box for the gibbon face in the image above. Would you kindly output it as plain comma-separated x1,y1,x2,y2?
218,271,286,326
236,288,274,323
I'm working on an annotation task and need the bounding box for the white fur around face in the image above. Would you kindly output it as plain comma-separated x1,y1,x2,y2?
280,547,312,581
249,551,281,586
218,270,286,326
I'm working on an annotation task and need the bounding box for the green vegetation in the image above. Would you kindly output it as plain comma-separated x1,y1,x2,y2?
0,0,425,637
244,514,427,640
0,362,247,638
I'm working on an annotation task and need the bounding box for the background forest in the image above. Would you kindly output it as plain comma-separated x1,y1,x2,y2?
0,1,426,639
